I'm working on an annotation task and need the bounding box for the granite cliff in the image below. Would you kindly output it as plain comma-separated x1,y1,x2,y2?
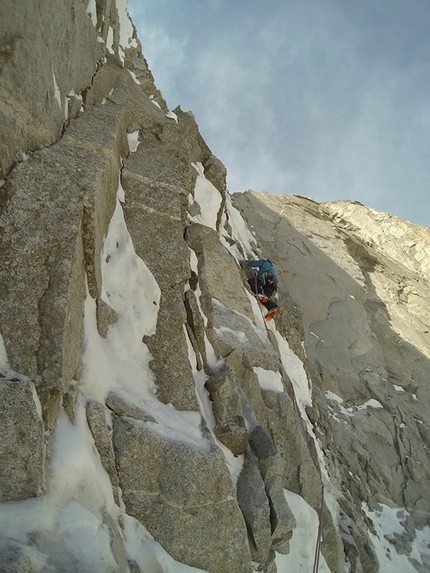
0,2,429,573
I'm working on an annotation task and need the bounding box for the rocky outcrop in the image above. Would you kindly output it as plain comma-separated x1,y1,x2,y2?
113,416,252,573
205,364,248,455
0,3,305,572
233,190,430,570
1,2,429,573
0,379,45,501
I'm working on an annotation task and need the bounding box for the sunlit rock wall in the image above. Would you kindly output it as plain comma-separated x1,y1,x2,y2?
1,2,429,573
0,2,323,573
233,190,430,569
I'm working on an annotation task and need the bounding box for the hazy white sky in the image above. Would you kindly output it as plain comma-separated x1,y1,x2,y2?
128,0,430,227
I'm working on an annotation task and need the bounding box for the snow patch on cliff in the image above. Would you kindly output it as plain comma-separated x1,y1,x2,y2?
81,200,205,447
0,396,207,572
276,491,330,573
254,366,283,392
190,162,223,230
363,503,430,572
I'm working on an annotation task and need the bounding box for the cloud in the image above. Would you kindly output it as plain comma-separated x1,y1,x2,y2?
128,0,430,226
128,4,190,103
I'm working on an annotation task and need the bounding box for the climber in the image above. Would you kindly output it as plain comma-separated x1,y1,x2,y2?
245,259,280,321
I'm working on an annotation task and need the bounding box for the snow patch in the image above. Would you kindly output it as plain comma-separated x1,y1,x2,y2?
127,130,140,152
190,162,222,231
31,384,43,421
57,501,117,569
123,514,208,573
214,326,247,344
116,0,137,51
245,290,269,333
106,26,114,54
276,331,312,412
116,176,125,202
362,503,430,572
128,69,140,85
52,68,62,111
325,390,344,404
149,95,162,110
275,490,330,572
86,0,97,26
223,193,257,259
166,110,178,123
0,332,27,381
349,399,384,412
80,200,205,449
254,367,283,392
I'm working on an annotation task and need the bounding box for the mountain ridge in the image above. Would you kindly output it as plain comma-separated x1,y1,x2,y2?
0,2,429,573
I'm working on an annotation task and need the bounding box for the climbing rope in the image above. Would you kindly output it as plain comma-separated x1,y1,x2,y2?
313,484,325,573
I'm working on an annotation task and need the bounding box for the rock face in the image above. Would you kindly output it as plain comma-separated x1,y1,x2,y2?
0,3,429,573
0,379,45,500
233,190,430,569
113,416,251,573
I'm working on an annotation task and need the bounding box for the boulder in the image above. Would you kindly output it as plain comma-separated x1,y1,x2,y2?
112,416,252,573
96,298,119,338
106,391,156,422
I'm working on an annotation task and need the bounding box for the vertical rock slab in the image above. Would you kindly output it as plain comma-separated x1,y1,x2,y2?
205,364,248,455
0,380,45,501
0,0,102,178
0,147,87,429
86,400,120,504
112,416,252,573
121,111,204,410
237,453,274,569
249,427,296,553
121,170,198,410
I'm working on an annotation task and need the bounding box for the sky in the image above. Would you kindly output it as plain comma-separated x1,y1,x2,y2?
128,0,430,227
